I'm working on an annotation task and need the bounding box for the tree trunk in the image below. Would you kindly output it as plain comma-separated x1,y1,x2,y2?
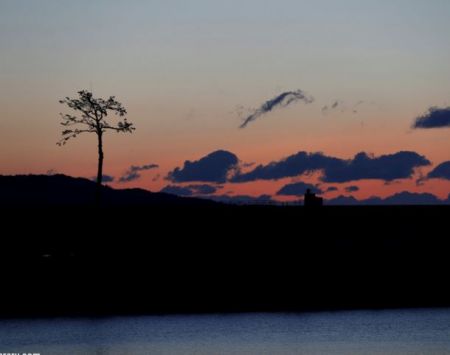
96,131,104,204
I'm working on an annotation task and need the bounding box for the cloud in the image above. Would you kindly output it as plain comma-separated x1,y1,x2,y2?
91,174,115,183
321,101,340,115
427,161,450,180
326,186,338,192
230,151,340,182
322,152,431,183
167,150,238,183
381,192,442,205
239,90,314,128
326,195,360,205
276,182,322,197
352,100,366,114
136,164,159,170
208,194,274,205
413,106,450,129
119,163,159,183
321,100,367,115
160,184,220,196
46,169,58,175
345,185,359,193
327,191,445,205
241,161,256,169
119,171,140,183
101,175,115,183
191,184,220,195
231,151,430,183
160,185,193,197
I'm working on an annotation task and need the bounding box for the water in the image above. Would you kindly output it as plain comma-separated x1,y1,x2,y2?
0,309,450,354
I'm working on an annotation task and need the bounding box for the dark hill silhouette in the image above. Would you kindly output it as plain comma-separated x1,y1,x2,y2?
0,174,218,207
0,174,449,317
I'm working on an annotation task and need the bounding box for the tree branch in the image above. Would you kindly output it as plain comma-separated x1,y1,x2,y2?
58,90,134,145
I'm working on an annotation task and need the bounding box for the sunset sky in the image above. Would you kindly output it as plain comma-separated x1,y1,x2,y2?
1,0,449,202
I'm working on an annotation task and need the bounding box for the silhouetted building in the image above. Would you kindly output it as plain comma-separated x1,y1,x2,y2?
304,189,323,207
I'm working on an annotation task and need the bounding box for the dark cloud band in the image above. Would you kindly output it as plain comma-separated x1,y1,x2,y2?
161,184,220,196
413,106,450,129
276,182,322,196
231,151,430,183
167,150,238,183
427,161,450,180
328,191,446,205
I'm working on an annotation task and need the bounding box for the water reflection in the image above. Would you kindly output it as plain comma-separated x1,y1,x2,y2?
1,309,450,354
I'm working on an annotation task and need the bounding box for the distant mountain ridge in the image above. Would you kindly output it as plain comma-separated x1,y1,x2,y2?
0,174,218,207
326,191,450,205
0,174,448,206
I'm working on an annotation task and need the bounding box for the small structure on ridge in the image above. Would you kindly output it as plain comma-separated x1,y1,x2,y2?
304,188,323,207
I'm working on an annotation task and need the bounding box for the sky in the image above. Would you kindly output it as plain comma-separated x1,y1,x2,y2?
1,0,449,202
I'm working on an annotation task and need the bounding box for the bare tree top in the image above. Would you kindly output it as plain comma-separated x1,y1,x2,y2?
58,90,135,145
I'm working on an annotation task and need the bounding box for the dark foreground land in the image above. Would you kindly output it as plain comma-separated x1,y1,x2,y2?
1,203,449,317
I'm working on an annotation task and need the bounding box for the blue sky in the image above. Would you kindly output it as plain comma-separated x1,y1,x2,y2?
1,0,449,200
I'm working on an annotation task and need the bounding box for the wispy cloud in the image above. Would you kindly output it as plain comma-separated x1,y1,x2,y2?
321,101,340,115
327,191,446,205
91,174,115,183
239,90,314,128
161,184,221,196
276,182,322,197
46,169,58,175
208,194,274,205
321,100,367,115
345,185,360,193
119,163,159,183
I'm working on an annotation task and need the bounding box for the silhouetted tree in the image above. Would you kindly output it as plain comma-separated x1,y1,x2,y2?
58,90,135,198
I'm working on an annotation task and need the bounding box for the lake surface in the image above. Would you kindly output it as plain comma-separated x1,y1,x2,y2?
0,309,449,354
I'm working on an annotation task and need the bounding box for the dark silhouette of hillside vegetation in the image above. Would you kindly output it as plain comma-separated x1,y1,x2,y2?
0,174,449,317
0,174,217,207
